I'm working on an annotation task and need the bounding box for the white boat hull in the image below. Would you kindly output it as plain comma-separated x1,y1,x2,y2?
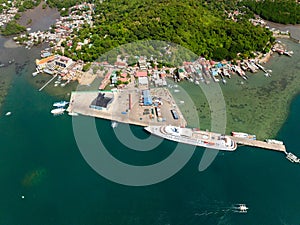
145,126,237,151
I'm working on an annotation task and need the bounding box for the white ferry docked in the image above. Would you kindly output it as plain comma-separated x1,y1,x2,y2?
144,126,237,151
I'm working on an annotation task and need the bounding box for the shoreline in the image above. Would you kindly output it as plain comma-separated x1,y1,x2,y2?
266,20,300,42
1,5,300,141
171,38,300,140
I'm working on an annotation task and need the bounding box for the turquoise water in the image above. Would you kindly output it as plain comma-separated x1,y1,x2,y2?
1,36,300,224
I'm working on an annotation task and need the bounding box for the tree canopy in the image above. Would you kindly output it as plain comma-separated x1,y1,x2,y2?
243,0,300,24
63,0,273,62
0,20,26,36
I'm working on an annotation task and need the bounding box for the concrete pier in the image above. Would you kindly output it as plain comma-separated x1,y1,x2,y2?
229,136,286,152
228,136,300,163
67,88,187,127
39,74,57,91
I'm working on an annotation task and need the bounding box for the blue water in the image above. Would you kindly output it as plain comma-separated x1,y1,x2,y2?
0,38,300,224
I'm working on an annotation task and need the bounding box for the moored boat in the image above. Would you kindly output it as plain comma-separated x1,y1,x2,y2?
231,131,256,140
111,121,118,128
145,126,237,151
32,70,40,76
68,112,79,116
51,108,65,115
53,101,69,108
265,139,283,145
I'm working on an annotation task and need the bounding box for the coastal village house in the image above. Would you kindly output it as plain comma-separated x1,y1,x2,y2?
138,76,149,89
138,57,147,70
135,71,148,78
35,55,56,70
55,56,73,68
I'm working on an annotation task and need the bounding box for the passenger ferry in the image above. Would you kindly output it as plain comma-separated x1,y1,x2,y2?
144,126,237,151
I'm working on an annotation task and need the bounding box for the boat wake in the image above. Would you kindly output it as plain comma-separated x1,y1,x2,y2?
194,203,248,217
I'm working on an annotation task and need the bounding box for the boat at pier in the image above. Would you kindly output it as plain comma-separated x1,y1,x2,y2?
222,68,231,79
285,152,300,163
265,139,283,145
68,112,79,116
144,126,237,151
231,131,256,140
283,50,293,57
111,121,118,128
32,71,39,76
53,101,69,108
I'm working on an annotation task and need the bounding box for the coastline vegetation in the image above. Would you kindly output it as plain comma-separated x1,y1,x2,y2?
243,0,300,24
0,20,26,35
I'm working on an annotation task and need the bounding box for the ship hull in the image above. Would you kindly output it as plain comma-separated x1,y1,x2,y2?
145,126,237,151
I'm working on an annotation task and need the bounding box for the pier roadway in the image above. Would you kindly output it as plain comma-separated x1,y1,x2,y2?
229,136,286,152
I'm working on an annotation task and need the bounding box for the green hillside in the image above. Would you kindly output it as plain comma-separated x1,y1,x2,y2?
243,0,300,24
58,0,274,61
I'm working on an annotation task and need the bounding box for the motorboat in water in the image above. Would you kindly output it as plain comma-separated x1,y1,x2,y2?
233,204,248,213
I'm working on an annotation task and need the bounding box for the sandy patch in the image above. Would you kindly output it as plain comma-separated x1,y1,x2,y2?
77,72,97,85
258,51,272,64
4,39,20,49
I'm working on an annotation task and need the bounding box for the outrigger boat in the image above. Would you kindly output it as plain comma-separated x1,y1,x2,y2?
233,204,248,213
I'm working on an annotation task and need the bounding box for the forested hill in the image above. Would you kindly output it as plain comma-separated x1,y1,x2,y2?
51,0,274,61
242,0,300,24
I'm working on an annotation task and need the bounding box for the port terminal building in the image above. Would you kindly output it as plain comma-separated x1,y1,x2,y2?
89,92,114,110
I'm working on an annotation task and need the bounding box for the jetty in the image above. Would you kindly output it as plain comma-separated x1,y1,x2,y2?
285,152,300,163
255,62,271,77
229,136,286,152
38,74,57,92
230,136,300,164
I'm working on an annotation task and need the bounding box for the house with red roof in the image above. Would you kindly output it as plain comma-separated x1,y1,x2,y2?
135,71,147,77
